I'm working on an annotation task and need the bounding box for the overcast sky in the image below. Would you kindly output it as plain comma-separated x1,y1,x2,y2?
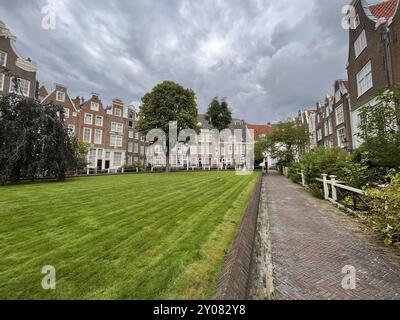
1,0,351,123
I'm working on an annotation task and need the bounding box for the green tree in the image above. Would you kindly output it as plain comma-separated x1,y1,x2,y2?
265,120,309,166
354,87,400,180
0,91,81,184
205,97,232,131
137,81,199,171
254,138,268,165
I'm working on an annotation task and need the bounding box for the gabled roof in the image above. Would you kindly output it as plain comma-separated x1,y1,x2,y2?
38,84,49,97
246,124,274,140
368,0,398,19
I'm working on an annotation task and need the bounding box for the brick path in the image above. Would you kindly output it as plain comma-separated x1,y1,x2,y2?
266,171,400,300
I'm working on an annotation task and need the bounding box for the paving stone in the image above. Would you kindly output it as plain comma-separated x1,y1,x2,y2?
265,172,400,300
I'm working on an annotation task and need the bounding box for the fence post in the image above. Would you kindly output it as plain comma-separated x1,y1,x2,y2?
122,168,124,174
322,174,329,200
108,168,110,174
86,167,90,175
301,170,306,187
136,167,139,173
330,175,337,202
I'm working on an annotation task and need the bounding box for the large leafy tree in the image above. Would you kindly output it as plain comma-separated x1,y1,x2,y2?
0,92,83,184
137,81,199,170
354,87,400,178
265,120,310,166
205,97,232,131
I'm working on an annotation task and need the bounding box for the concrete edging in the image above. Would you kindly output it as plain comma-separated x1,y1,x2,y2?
213,175,263,300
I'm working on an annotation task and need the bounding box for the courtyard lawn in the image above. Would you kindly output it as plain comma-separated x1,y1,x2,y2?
0,171,258,300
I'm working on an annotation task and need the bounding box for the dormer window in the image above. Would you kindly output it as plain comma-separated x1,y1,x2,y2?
56,90,65,102
354,30,367,58
91,102,99,111
114,108,122,117
0,51,7,67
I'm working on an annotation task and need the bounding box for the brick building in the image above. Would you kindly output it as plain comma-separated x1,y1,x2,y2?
347,0,400,148
0,20,37,99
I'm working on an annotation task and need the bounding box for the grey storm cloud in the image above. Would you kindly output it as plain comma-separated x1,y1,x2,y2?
1,0,351,123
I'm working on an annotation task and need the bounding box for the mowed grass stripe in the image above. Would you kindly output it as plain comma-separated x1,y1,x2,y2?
0,172,258,299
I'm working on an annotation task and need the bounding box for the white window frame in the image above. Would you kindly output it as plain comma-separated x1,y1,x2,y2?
91,101,99,111
114,108,122,117
56,91,65,102
0,50,7,67
64,107,70,119
95,115,103,126
83,127,92,143
354,30,367,58
357,61,373,97
111,122,123,134
113,152,122,167
335,105,344,125
94,129,103,145
337,128,346,147
110,135,123,147
84,113,93,125
128,131,134,139
9,77,30,97
0,73,4,91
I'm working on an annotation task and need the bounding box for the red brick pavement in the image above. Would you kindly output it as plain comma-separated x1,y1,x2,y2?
266,172,400,300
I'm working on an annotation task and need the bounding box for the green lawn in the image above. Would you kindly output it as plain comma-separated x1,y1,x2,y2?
0,171,258,300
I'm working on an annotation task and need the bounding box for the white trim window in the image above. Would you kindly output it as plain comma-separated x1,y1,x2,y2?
9,77,30,97
336,105,344,125
335,90,341,103
0,73,4,91
113,152,122,167
68,124,75,136
357,61,373,97
317,128,322,141
95,115,103,126
91,102,99,111
94,129,103,145
128,131,134,139
83,127,92,143
110,135,123,147
84,113,93,125
337,128,346,148
111,122,123,134
114,108,122,117
354,30,367,58
56,91,65,102
0,50,7,67
128,142,133,152
64,107,70,119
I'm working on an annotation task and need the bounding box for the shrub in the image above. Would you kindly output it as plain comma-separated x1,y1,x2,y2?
288,162,302,184
365,173,400,247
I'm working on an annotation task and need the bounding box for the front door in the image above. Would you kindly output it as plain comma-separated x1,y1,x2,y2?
97,160,102,171
105,160,110,169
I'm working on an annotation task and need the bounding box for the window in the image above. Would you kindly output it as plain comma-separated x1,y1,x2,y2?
114,108,122,117
0,73,4,91
324,122,329,136
91,102,99,111
336,105,344,125
94,129,102,144
113,152,122,167
128,131,134,139
89,149,96,166
95,115,103,126
353,14,360,29
84,113,93,125
9,78,30,96
134,132,139,140
83,128,92,143
357,61,373,97
337,128,346,147
0,51,7,67
64,108,70,119
128,121,133,128
56,91,65,102
110,135,123,147
111,122,123,133
68,125,75,135
134,143,139,153
98,149,103,158
140,146,145,155
317,129,322,141
354,30,367,58
128,142,133,152
335,90,341,103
